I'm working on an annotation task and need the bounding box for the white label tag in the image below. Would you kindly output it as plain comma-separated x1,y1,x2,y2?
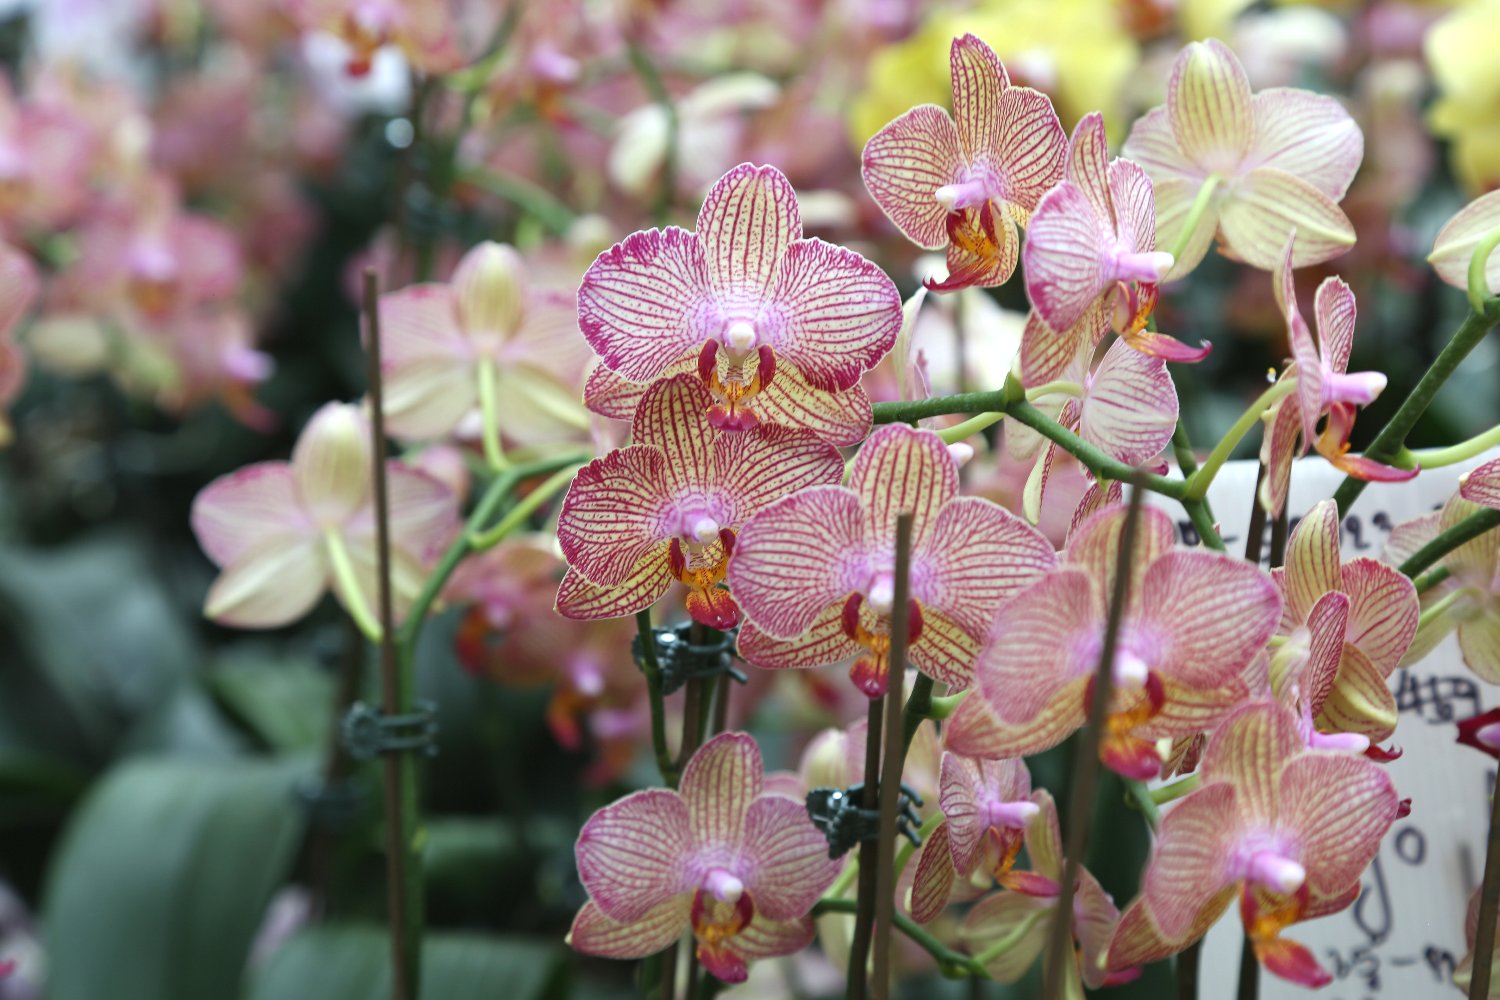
1147,449,1499,997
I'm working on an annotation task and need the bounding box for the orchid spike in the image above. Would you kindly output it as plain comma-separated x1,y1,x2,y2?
568,732,840,983
910,753,1037,923
1122,38,1362,277
190,402,459,629
1258,234,1415,516
958,789,1135,989
861,34,1066,293
1384,493,1500,682
556,374,843,629
376,241,592,445
1268,500,1418,748
1461,458,1500,510
1107,701,1402,987
579,163,901,434
1429,189,1500,300
1023,113,1209,363
946,502,1278,779
727,423,1057,698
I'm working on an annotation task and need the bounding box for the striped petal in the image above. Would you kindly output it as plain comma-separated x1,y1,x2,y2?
191,462,305,566
909,607,984,690
1079,338,1177,465
1109,159,1159,257
976,568,1098,725
1143,550,1282,690
950,34,1008,161
1341,558,1418,674
555,552,673,621
1461,458,1500,510
944,676,1088,761
680,732,762,850
995,86,1066,212
578,226,711,383
1250,89,1363,200
727,485,862,639
1318,645,1397,740
1256,385,1302,518
377,284,466,366
631,374,715,492
1143,781,1241,942
380,465,459,560
1280,499,1341,624
202,538,327,628
734,605,858,670
1274,235,1324,450
1278,752,1398,896
568,896,690,960
576,787,693,922
1065,503,1178,611
1121,106,1198,184
1168,39,1253,169
733,913,817,960
292,403,371,526
1314,276,1357,377
765,238,902,392
697,163,801,302
960,890,1051,981
914,496,1057,637
1219,168,1356,270
1153,176,1220,281
715,425,846,523
1108,892,1234,968
1024,178,1112,333
1429,189,1500,297
1200,701,1302,821
1076,869,1124,989
1144,674,1249,738
1024,789,1065,880
752,369,873,447
742,793,841,919
861,104,965,250
1459,615,1500,684
1066,112,1112,223
1018,301,1106,387
849,424,959,550
940,754,1032,875
910,821,956,923
556,447,673,588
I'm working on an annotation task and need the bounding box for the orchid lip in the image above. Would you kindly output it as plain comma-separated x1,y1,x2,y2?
723,319,758,353
1322,369,1386,407
934,177,991,213
703,868,745,904
1246,851,1306,895
981,798,1040,831
1109,249,1174,285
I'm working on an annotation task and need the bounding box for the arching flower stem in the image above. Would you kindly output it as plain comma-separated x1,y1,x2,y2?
1183,379,1300,502
1395,424,1500,469
1164,174,1223,266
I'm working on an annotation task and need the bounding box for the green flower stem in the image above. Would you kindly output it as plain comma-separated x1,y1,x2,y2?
872,390,1009,424
1026,380,1086,400
937,411,1003,444
634,608,680,789
1183,497,1227,553
1007,400,1188,498
812,897,988,979
1150,773,1202,806
1469,227,1500,315
1418,588,1470,633
928,689,969,720
324,529,383,642
476,358,510,473
902,673,938,753
457,166,577,235
1124,779,1161,831
1398,507,1500,578
973,907,1048,967
1183,379,1299,502
1166,174,1222,266
1173,419,1217,528
469,463,581,549
1416,566,1452,594
1334,299,1500,516
1397,424,1500,469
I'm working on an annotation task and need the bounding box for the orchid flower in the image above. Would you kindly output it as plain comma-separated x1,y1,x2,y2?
191,402,459,630
1107,700,1401,987
726,423,1057,698
287,0,465,77
0,241,38,446
1462,458,1500,510
946,503,1278,779
568,732,840,983
1429,189,1500,301
1266,500,1418,750
860,33,1065,292
377,241,592,447
1385,493,1500,682
1023,113,1208,363
1122,38,1361,277
1258,235,1415,516
958,789,1134,990
909,753,1038,923
578,163,900,435
555,374,843,630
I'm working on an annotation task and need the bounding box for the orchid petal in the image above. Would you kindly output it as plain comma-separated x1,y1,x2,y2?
1279,752,1398,896
934,203,1020,290
734,606,859,671
697,163,802,301
949,34,1008,160
1219,168,1356,270
727,485,861,639
940,754,1032,875
1294,591,1352,717
715,425,846,522
1024,179,1112,333
1079,338,1178,465
1341,557,1418,674
1318,645,1397,740
1459,615,1500,685
914,496,1057,637
977,567,1099,724
910,607,984,690
630,375,716,495
555,552,673,621
849,424,960,549
377,285,467,366
1121,107,1198,184
568,896,690,960
680,731,763,849
203,538,327,628
292,403,371,525
742,793,841,919
1143,781,1241,942
996,86,1067,211
1144,674,1248,739
1109,159,1159,257
1255,934,1333,987
1281,499,1342,623
1065,503,1178,608
576,787,693,922
1065,112,1112,221
945,676,1088,761
1018,301,1107,387
1169,39,1254,168
1250,89,1363,199
578,227,711,383
557,447,672,588
1461,458,1500,510
1257,388,1301,517
1152,177,1219,281
960,891,1051,981
1429,189,1500,296
861,105,965,250
192,463,305,566
1024,789,1065,880
732,913,817,959
1314,276,1357,376
1143,550,1282,690
583,361,653,422
910,821,956,923
382,356,477,440
1200,700,1303,820
765,238,902,392
1107,894,1234,969
1275,235,1325,452
752,369,873,446
1076,869,1124,989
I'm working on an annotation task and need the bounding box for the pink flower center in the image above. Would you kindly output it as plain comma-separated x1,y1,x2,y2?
934,175,995,213
979,796,1039,832
1107,247,1174,285
703,867,744,903
1245,851,1306,895
1321,369,1386,408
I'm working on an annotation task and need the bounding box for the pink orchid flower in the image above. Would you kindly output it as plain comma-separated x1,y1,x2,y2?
556,373,843,630
946,503,1278,779
377,241,591,446
727,423,1057,698
0,77,96,238
568,732,840,983
909,753,1038,923
1385,493,1500,682
578,163,900,435
860,33,1065,292
1461,458,1500,509
191,402,459,629
1023,113,1208,363
1122,38,1362,276
0,240,38,446
958,789,1134,990
1258,234,1415,517
1108,700,1401,987
1267,500,1418,749
1429,189,1500,299
288,0,465,77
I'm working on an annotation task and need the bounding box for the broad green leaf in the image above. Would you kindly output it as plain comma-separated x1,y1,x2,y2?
42,756,308,1000
209,655,335,753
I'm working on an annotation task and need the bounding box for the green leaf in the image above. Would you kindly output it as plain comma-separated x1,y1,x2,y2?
42,756,308,1000
209,655,335,753
244,925,566,1000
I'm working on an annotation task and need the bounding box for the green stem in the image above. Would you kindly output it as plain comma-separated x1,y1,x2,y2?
1334,301,1500,515
1183,379,1299,502
928,690,969,720
901,673,937,753
476,358,509,472
1397,424,1500,469
1398,507,1500,578
1183,498,1226,552
1008,401,1187,499
1124,780,1161,831
1166,174,1222,266
872,390,1007,425
1150,773,1202,806
938,411,1003,444
893,812,946,882
1418,588,1469,633
634,608,680,788
1469,227,1500,315
324,529,383,642
458,166,577,235
973,907,1048,966
811,897,988,978
469,464,581,549
1416,566,1452,594
1026,380,1085,400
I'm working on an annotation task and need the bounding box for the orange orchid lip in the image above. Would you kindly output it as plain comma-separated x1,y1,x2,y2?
840,591,925,698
